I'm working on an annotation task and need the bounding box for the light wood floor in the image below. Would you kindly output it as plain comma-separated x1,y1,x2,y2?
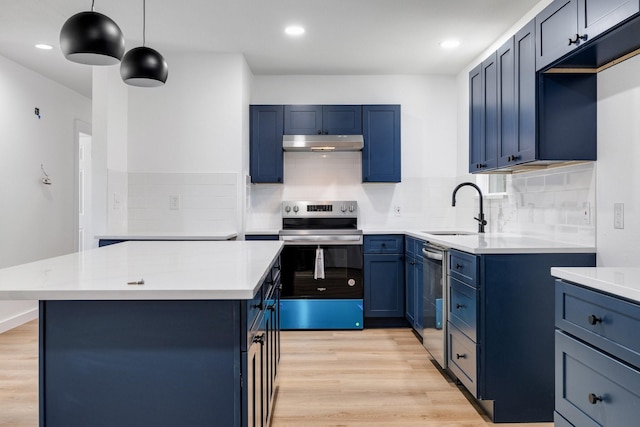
0,321,552,427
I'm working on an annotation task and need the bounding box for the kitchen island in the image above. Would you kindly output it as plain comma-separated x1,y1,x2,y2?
0,240,283,427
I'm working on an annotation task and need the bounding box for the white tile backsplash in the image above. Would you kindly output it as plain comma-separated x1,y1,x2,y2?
123,172,237,233
485,163,596,246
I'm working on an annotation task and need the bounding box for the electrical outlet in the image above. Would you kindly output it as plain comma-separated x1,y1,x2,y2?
582,202,591,225
169,195,181,210
614,203,624,229
394,205,401,216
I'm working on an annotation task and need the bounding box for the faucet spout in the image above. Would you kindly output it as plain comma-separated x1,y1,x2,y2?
452,182,487,233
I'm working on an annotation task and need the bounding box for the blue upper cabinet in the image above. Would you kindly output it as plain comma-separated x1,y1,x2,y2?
578,0,639,40
498,20,536,168
250,105,284,183
362,105,401,183
536,0,578,71
469,53,498,173
536,0,639,70
284,105,362,135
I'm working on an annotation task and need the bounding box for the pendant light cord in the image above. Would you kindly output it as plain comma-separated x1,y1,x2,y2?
143,0,146,47
91,0,95,12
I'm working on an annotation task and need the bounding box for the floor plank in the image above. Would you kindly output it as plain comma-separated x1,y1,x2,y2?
0,321,553,426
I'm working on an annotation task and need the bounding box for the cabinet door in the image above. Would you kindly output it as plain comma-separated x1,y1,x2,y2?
536,0,579,70
469,53,498,172
414,259,424,332
362,105,401,182
250,106,284,183
323,105,362,134
513,20,537,165
364,254,405,317
469,63,483,172
496,37,516,168
578,0,639,41
283,105,323,135
405,257,416,324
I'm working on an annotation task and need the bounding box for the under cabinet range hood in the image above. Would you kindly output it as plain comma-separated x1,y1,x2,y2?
282,134,364,152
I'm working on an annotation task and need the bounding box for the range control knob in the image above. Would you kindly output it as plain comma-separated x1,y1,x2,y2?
293,205,299,213
349,204,355,213
284,205,291,213
340,205,347,213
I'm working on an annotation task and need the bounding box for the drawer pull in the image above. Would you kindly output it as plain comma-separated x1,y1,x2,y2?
251,302,263,310
252,334,265,345
456,303,465,309
587,314,603,325
588,393,603,404
455,263,463,269
455,353,466,359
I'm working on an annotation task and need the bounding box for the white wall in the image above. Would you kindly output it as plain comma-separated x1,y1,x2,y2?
0,54,91,332
596,54,640,266
94,53,251,234
248,75,459,231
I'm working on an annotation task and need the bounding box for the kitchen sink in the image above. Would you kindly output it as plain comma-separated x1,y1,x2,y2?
421,231,477,236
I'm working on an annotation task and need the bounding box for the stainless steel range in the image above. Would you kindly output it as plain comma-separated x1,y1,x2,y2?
279,201,363,330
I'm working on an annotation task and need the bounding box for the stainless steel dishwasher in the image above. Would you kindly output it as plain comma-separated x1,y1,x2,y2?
422,242,448,369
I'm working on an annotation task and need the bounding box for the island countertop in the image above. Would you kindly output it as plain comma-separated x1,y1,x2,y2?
551,267,640,303
0,240,283,301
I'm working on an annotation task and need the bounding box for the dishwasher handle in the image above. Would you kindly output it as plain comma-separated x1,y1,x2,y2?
422,247,444,261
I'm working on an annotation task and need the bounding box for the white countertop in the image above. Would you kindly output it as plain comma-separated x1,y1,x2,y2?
551,267,640,303
95,232,237,241
0,240,283,301
403,230,595,254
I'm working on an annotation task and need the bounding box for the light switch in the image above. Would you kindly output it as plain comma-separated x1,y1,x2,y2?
614,203,624,229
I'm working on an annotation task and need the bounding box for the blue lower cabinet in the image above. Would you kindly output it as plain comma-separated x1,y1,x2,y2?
363,235,405,321
555,279,640,427
445,251,596,423
39,258,281,427
280,299,363,330
364,254,405,317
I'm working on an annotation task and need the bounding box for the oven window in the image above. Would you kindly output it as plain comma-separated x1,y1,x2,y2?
281,245,363,299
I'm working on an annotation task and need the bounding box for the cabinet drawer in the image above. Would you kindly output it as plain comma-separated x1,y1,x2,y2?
448,322,478,398
556,331,640,427
449,277,479,342
364,235,403,254
556,280,640,368
554,411,574,427
449,250,479,287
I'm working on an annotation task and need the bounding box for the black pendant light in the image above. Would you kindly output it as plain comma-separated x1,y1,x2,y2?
60,0,125,65
120,0,168,87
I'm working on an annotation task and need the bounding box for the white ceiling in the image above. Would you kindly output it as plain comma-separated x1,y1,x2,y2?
0,0,542,98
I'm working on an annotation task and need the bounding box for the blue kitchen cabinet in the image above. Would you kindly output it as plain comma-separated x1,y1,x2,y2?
469,53,498,173
250,105,284,183
283,105,362,135
362,105,401,182
470,17,597,174
363,235,405,318
498,20,537,168
554,279,640,426
445,250,595,423
404,237,424,334
39,256,282,427
536,0,639,71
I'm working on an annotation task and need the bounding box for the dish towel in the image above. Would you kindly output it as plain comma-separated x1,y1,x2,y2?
314,247,325,280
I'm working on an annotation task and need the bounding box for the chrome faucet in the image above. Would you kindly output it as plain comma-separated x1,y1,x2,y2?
452,182,487,233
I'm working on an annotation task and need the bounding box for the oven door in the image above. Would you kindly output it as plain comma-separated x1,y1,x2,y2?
280,244,363,299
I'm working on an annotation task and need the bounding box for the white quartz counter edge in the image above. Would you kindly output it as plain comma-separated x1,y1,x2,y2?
95,232,237,240
551,267,640,303
360,230,595,254
0,240,283,301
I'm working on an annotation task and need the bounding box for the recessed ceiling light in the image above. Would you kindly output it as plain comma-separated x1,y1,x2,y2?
35,44,53,50
285,26,305,36
439,40,460,49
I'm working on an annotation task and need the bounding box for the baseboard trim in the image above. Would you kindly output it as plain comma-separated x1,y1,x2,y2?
0,308,38,334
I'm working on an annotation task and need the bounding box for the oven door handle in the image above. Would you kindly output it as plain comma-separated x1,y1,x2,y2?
422,248,444,261
281,235,363,245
